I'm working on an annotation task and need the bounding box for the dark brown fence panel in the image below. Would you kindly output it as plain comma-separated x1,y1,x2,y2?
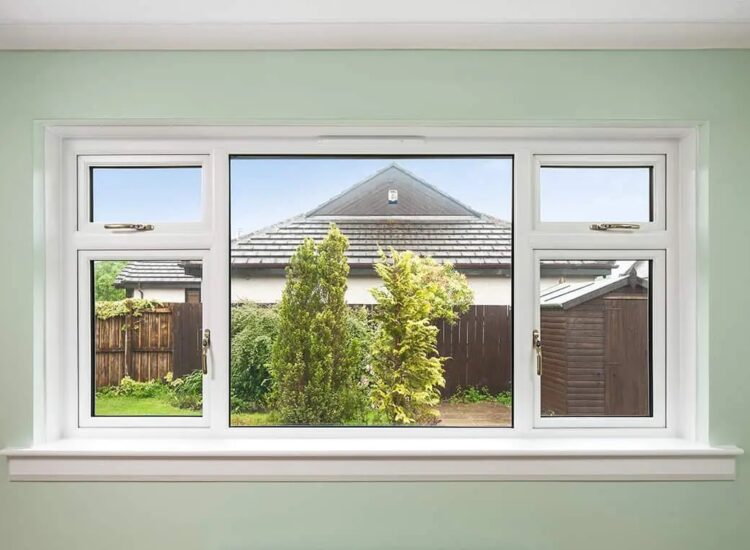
437,305,512,396
94,303,203,388
173,303,203,378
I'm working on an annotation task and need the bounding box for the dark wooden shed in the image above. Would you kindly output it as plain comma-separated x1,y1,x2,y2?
540,268,650,417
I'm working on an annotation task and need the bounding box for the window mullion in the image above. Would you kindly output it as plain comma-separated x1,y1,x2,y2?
206,148,230,434
512,149,535,434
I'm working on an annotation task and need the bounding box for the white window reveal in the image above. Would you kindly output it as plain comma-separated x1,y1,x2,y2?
1,125,740,482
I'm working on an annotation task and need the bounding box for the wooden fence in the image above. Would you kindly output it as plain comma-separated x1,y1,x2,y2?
95,303,203,388
437,305,512,396
96,302,513,396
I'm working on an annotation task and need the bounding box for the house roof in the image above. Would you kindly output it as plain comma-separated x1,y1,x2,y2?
307,164,480,217
230,164,612,274
540,267,648,310
232,216,513,270
115,164,616,286
113,261,201,289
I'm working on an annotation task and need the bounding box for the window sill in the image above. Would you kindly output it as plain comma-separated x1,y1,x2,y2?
2,438,742,481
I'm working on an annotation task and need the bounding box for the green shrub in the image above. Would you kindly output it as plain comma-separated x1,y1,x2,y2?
369,249,473,424
97,375,170,399
171,370,203,410
269,224,367,424
230,302,279,412
449,386,512,406
95,298,162,321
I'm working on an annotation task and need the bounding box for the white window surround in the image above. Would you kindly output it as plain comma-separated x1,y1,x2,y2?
2,123,741,481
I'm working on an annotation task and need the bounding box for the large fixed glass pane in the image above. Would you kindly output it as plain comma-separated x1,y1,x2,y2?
229,157,513,427
539,259,652,417
92,260,204,417
90,166,202,223
539,166,652,223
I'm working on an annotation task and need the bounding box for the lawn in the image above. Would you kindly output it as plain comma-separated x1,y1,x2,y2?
230,411,277,426
95,395,201,416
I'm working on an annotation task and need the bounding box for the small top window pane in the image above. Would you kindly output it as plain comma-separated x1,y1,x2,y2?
539,167,652,223
91,167,202,223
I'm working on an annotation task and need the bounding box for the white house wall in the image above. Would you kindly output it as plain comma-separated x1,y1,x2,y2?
231,275,514,305
131,276,590,304
229,275,577,305
132,287,187,303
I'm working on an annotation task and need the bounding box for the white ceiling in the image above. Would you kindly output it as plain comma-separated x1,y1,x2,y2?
1,0,749,49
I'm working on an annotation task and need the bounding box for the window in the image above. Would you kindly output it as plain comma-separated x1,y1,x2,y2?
53,134,683,432
229,157,513,426
90,166,203,224
16,125,732,482
90,259,205,419
534,155,665,232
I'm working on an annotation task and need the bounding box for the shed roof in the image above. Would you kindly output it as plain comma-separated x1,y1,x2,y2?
540,269,648,310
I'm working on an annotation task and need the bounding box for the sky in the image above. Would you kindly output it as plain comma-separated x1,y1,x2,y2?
230,157,512,236
90,159,652,236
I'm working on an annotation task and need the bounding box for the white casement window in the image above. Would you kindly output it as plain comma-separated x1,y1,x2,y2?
3,125,741,481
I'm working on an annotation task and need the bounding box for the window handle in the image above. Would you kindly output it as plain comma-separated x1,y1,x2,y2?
589,223,641,231
201,329,211,375
533,329,543,376
103,223,154,232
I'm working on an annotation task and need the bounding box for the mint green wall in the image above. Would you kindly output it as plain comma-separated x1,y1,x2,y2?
0,51,748,550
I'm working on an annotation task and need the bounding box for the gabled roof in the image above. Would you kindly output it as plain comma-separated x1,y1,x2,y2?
307,164,480,217
231,163,613,274
115,164,617,286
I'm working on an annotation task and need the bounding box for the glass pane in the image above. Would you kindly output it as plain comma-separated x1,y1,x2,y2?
91,166,202,223
230,157,513,427
539,166,652,222
539,260,652,417
92,260,204,417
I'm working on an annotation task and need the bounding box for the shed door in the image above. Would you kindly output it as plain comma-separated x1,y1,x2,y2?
604,296,650,416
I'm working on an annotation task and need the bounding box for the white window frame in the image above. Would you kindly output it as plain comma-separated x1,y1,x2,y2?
533,249,667,429
78,154,213,235
533,154,666,232
4,124,741,481
77,249,212,429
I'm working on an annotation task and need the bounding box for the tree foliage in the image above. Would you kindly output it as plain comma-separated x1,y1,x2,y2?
93,261,127,301
230,302,279,412
269,224,366,424
369,249,473,424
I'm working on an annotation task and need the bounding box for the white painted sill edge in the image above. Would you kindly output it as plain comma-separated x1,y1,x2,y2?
2,438,742,481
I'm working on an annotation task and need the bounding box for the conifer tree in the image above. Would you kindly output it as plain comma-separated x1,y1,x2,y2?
270,224,364,423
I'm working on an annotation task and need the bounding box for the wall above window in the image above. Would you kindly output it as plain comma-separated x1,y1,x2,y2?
1,0,749,50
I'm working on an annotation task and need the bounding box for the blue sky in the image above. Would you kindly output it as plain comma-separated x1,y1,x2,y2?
92,167,202,223
230,157,512,236
91,159,652,235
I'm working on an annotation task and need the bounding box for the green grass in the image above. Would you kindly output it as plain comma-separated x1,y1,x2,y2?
448,386,513,407
95,395,201,416
230,411,277,426
230,409,390,426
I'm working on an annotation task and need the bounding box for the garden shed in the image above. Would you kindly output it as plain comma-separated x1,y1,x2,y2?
540,266,650,417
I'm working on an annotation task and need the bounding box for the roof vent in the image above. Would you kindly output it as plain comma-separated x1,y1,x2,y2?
388,189,398,204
